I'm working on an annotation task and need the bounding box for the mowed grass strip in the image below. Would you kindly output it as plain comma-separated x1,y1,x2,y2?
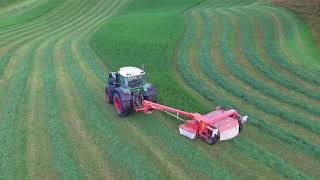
0,0,46,17
37,0,123,178
67,6,231,177
0,42,37,178
0,0,65,29
21,42,56,179
213,9,320,125
0,0,91,126
202,4,320,158
175,0,308,177
182,0,320,176
247,7,320,86
199,9,320,137
214,9,320,119
234,8,320,100
60,2,182,174
0,0,86,45
83,0,320,178
88,0,245,178
260,6,320,73
219,9,320,143
184,3,312,175
202,3,317,145
52,0,130,178
228,7,320,107
0,0,114,178
75,22,231,178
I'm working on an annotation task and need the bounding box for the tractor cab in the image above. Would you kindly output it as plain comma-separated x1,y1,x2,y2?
118,67,145,88
108,67,145,89
106,66,156,117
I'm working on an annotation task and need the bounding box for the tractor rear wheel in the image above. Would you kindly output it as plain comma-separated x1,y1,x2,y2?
204,135,218,145
113,93,129,117
105,87,113,104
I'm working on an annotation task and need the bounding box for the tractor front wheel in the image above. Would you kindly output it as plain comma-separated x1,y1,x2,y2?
113,93,129,117
105,87,113,104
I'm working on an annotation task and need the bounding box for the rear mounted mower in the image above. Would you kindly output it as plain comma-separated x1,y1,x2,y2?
105,66,247,145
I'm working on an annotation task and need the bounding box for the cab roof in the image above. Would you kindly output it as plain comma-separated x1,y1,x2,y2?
118,66,145,78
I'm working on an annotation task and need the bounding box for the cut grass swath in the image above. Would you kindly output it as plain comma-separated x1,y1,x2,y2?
199,10,320,135
176,4,313,178
214,9,320,117
247,7,320,86
177,2,320,160
0,45,34,178
0,0,65,29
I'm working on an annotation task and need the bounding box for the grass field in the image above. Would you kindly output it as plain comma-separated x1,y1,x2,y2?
0,0,319,179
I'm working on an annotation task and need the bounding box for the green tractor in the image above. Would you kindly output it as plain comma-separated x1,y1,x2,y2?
105,66,156,117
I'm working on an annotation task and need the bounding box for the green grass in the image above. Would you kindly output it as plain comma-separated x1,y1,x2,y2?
0,0,64,29
91,0,319,178
0,0,319,178
91,0,206,111
0,0,25,7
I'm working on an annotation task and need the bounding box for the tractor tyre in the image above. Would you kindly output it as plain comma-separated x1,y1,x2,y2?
204,135,218,145
145,94,156,102
113,93,129,117
105,87,113,104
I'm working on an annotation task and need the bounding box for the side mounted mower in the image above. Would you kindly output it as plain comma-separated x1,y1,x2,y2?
105,66,247,145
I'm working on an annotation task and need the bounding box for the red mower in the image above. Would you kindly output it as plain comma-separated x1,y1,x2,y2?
106,66,248,145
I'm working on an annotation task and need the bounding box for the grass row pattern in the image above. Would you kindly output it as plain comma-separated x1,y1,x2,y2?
177,0,319,168
176,1,315,178
199,10,320,135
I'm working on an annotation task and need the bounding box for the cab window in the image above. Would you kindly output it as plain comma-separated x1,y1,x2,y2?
120,76,128,87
